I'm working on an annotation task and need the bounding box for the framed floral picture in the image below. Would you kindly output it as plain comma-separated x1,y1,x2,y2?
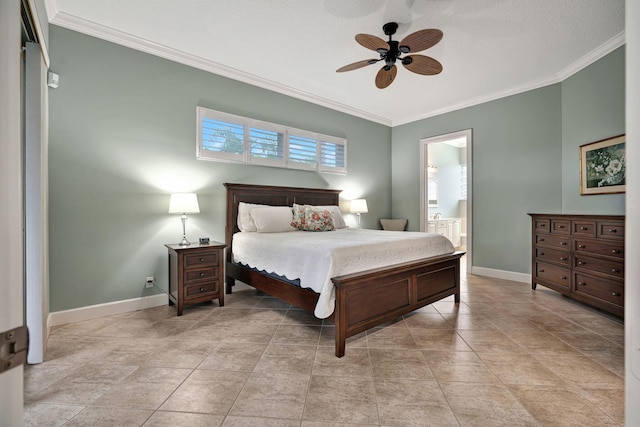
580,134,625,195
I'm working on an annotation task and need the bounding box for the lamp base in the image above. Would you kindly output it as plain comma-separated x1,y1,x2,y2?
179,236,191,246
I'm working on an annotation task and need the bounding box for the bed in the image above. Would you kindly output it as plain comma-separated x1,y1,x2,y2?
224,183,465,357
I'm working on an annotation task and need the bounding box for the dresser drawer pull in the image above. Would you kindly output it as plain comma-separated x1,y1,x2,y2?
539,238,545,242
608,228,617,233
200,272,206,277
560,242,567,246
577,261,585,266
559,257,567,261
612,292,621,297
578,244,585,248
200,287,205,292
612,249,619,254
199,258,205,262
560,276,567,280
539,252,545,255
580,226,587,230
578,281,585,286
611,269,619,273
539,269,545,273
557,225,565,229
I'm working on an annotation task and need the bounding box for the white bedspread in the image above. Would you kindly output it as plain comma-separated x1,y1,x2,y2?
232,228,455,318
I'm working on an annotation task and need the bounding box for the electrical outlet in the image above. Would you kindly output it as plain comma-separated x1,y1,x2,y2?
145,276,154,288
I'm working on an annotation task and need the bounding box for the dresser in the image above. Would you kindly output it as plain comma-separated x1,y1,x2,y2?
165,242,226,316
529,214,624,317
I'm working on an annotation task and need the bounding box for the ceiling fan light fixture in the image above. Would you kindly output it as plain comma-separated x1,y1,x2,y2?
337,21,443,88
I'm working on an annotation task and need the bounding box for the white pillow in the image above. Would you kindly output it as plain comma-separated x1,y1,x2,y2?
250,206,296,233
317,205,347,229
237,202,269,232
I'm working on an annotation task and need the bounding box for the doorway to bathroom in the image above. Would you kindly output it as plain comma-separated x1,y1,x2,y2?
420,129,472,272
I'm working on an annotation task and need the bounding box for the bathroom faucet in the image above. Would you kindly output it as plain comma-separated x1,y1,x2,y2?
434,212,442,219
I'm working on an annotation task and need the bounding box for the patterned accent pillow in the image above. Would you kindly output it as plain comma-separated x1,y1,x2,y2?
302,205,335,232
291,204,307,229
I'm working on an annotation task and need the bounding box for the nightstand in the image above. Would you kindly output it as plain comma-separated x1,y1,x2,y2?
165,241,226,316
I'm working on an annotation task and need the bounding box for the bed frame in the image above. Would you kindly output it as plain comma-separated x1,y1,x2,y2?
224,183,464,357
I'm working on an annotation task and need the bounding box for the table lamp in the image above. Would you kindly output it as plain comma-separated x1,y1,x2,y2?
350,199,368,228
169,193,200,246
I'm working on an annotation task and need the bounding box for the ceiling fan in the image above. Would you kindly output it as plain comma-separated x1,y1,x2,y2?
336,22,443,89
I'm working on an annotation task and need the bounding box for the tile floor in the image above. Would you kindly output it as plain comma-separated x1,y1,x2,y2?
24,268,625,426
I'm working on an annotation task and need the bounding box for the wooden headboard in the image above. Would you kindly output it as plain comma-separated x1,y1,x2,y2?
224,183,341,263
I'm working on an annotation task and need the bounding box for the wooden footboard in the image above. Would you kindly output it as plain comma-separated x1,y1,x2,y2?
331,252,463,357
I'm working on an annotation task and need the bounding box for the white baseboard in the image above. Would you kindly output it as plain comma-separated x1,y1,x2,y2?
48,293,168,327
471,266,531,284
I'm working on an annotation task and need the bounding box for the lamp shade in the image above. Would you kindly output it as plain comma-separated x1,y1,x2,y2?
168,193,200,214
350,199,368,214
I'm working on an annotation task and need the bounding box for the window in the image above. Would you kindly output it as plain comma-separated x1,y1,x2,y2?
197,107,347,174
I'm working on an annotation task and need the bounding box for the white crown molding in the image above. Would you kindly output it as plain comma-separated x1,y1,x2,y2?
393,31,626,127
48,10,393,126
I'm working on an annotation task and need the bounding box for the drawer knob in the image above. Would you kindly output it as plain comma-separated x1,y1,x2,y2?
540,252,545,255
200,287,205,292
560,257,567,261
200,272,206,277
608,229,617,233
539,238,545,242
540,269,545,273
578,244,585,248
578,281,585,286
612,249,619,254
560,276,567,280
561,242,567,246
611,269,619,273
612,292,621,297
577,261,585,265
557,225,564,229
199,258,205,262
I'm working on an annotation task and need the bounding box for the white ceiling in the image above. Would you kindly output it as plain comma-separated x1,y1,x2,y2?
45,0,625,126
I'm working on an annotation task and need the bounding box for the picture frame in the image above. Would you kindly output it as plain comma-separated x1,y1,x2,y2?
579,134,626,195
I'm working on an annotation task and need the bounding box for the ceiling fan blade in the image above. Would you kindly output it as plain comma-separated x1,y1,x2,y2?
355,33,389,51
336,59,377,73
399,29,443,53
403,55,443,75
375,65,397,89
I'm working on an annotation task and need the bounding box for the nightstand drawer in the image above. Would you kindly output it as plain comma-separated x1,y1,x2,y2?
536,261,571,290
184,267,218,283
185,282,219,298
574,254,624,278
535,247,570,265
574,239,624,259
574,273,623,306
185,252,219,268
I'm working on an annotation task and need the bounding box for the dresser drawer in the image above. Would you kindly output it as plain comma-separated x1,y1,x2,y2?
574,273,624,306
536,261,571,290
534,219,551,233
574,239,624,259
598,221,624,240
535,247,570,265
184,266,219,284
550,219,570,235
535,233,570,248
574,254,624,279
185,281,219,298
572,221,596,238
185,252,219,268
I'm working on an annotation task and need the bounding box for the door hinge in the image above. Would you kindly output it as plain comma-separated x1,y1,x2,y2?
0,326,29,373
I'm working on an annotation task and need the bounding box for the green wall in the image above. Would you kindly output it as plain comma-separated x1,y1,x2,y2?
561,47,626,213
48,26,391,311
391,47,625,274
